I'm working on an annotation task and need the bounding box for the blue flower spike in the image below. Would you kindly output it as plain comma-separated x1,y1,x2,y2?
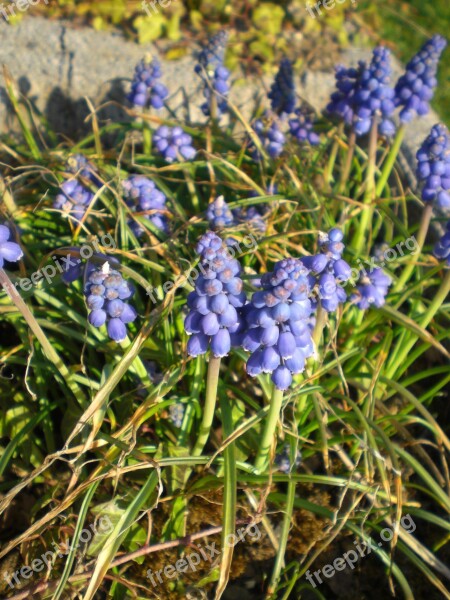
184,231,246,358
84,260,137,343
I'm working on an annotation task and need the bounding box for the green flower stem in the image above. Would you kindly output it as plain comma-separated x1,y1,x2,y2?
338,130,356,194
386,269,450,380
325,124,343,187
210,93,218,123
352,119,378,255
392,204,433,295
143,110,152,155
254,386,284,474
268,469,296,594
375,124,405,197
192,356,221,457
312,302,327,351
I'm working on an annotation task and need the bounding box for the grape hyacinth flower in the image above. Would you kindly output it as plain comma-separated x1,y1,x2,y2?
353,46,395,137
327,47,396,137
268,58,296,117
53,179,95,221
84,261,137,343
123,175,168,237
153,126,196,163
243,258,314,391
206,196,235,230
66,154,102,187
394,35,447,123
327,63,360,127
249,115,285,160
233,206,267,234
0,224,23,268
351,267,392,309
416,124,450,210
434,221,450,267
128,58,168,110
195,31,230,117
169,403,185,428
275,444,302,474
289,106,320,145
184,231,246,358
301,228,352,312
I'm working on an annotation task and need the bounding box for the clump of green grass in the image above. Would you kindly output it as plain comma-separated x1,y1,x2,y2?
0,38,449,600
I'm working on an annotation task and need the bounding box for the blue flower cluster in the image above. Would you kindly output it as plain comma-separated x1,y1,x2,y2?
128,58,168,109
268,58,296,117
301,229,351,312
353,46,396,136
169,402,185,428
275,444,302,473
327,63,360,127
250,116,285,159
234,206,267,234
434,221,450,267
123,175,168,237
66,154,102,186
395,35,447,123
54,179,95,221
206,196,268,234
195,31,230,117
327,47,395,136
196,31,228,72
0,224,23,268
153,126,196,163
351,267,392,309
416,124,450,210
185,232,246,358
243,258,314,391
289,106,320,145
84,261,137,342
206,196,234,230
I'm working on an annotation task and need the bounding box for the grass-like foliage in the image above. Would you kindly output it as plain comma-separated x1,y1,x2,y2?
0,33,449,600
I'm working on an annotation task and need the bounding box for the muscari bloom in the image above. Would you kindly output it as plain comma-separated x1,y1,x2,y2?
53,179,95,221
351,266,392,309
249,115,285,160
169,402,185,428
268,58,296,117
327,46,396,137
66,154,102,187
416,124,450,210
123,175,168,237
195,31,230,117
242,258,314,391
84,260,137,343
184,231,246,358
128,57,168,109
394,35,447,123
234,206,267,234
206,196,235,230
153,125,196,163
301,228,352,312
0,224,23,268
434,221,450,266
289,105,320,145
275,444,302,474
